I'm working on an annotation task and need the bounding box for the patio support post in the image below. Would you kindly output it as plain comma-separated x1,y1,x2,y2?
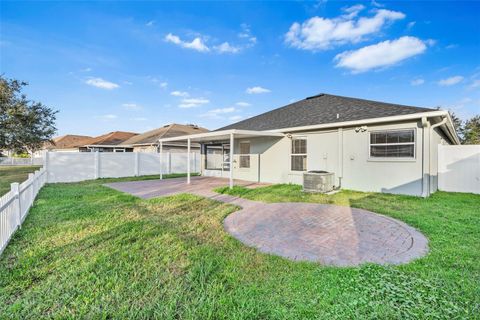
159,141,163,180
229,133,234,189
187,138,191,184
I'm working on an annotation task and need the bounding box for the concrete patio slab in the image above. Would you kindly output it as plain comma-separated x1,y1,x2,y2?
106,177,429,266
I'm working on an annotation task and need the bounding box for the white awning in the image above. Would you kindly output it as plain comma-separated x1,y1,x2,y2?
158,129,284,143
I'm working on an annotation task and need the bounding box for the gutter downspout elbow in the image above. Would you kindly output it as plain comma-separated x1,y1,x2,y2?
421,117,430,197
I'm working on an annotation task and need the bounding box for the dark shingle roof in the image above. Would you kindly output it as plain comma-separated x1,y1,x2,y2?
216,93,435,131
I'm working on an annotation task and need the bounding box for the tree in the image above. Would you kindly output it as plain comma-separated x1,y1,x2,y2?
448,111,464,141
0,76,57,155
462,115,480,145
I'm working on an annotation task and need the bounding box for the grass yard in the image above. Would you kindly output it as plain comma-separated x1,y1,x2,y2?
1,178,479,319
0,166,41,196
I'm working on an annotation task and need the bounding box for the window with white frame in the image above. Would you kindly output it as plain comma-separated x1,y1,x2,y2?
239,142,250,168
370,129,415,158
291,137,307,171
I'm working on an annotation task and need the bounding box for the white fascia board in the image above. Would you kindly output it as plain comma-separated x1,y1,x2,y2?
158,129,284,143
266,111,449,133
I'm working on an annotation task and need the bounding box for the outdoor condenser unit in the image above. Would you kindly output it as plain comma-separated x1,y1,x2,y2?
303,171,335,193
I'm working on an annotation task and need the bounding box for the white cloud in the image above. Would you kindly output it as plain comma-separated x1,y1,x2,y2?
96,114,117,120
122,103,142,111
159,82,168,89
285,8,405,50
371,0,385,8
236,101,251,107
85,77,119,90
146,20,155,27
334,36,427,73
179,98,210,108
170,90,189,97
470,79,480,89
165,33,209,52
80,67,92,72
214,42,241,54
438,76,464,86
238,23,257,44
407,21,416,29
201,107,236,119
411,78,425,86
229,115,243,121
246,86,271,94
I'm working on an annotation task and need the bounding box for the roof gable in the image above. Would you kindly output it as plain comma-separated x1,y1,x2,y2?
216,93,435,131
87,131,138,146
121,124,209,145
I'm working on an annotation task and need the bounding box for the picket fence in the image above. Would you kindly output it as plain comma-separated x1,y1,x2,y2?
0,167,47,255
0,157,44,166
0,151,199,255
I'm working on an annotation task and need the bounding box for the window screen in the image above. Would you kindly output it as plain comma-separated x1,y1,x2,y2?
291,138,307,171
370,129,415,158
239,142,250,168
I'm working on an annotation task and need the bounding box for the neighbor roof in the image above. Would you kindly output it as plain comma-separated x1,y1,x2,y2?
216,93,436,131
85,131,138,146
121,124,209,145
45,134,93,149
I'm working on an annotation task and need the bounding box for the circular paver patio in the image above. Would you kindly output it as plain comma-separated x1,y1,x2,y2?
224,202,429,266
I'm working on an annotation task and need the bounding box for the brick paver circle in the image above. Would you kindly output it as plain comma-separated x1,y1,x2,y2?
224,202,429,266
106,177,429,267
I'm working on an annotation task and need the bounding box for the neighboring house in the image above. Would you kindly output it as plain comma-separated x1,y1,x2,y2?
158,93,460,197
79,131,138,152
120,123,209,153
43,134,93,152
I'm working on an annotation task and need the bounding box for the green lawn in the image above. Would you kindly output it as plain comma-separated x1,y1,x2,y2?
1,177,479,319
0,166,41,196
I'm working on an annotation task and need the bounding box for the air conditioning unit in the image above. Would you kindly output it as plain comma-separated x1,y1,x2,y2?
303,171,335,193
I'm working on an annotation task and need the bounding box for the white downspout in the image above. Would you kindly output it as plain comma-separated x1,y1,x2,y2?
229,133,234,189
421,117,430,197
159,141,163,180
429,116,447,194
187,138,191,184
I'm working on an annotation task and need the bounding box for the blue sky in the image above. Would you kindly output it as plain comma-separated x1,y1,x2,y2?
1,1,479,136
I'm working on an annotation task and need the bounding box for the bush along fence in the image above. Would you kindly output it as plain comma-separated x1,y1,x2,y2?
0,167,47,255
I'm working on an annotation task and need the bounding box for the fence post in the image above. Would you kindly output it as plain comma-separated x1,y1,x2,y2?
11,183,21,228
193,152,197,173
94,151,100,179
28,173,34,207
168,152,171,174
44,151,50,182
134,152,139,177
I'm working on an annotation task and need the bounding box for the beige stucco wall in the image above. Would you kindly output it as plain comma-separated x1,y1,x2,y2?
201,119,453,196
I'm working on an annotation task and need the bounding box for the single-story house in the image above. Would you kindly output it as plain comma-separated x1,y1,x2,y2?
33,134,94,156
44,134,93,152
158,93,460,197
79,131,138,152
119,123,209,153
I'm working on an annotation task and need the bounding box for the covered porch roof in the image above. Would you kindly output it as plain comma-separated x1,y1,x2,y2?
157,129,284,189
158,129,285,144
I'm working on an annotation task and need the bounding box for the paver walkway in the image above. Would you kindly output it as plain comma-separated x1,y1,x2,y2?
106,176,429,266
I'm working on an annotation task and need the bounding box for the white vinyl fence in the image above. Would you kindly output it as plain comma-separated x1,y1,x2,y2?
0,157,44,166
45,151,200,183
438,145,480,194
0,167,47,255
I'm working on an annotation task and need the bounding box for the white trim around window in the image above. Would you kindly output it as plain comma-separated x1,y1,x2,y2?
290,136,307,171
368,128,416,161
